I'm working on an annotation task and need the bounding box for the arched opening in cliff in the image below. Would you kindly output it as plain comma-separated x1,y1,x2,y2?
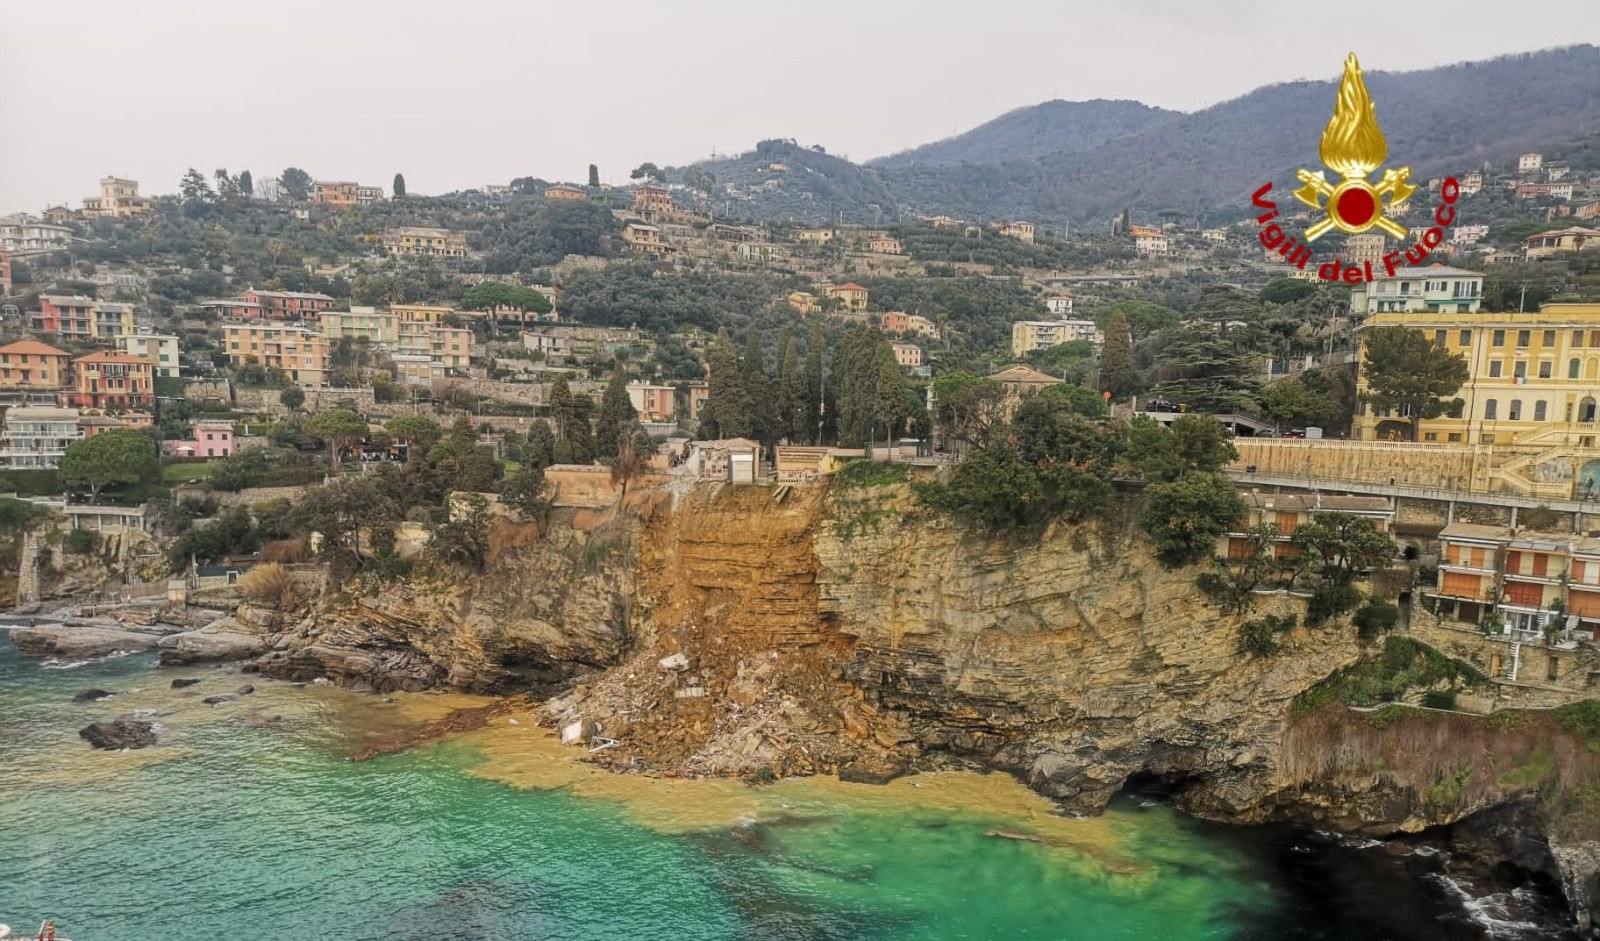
1117,769,1208,803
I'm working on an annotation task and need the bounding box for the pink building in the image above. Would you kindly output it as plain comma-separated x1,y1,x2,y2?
164,420,234,459
241,289,336,320
627,382,676,423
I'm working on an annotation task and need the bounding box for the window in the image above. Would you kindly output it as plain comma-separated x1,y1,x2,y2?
1484,399,1498,420
1572,359,1582,379
1540,361,1553,379
1583,397,1598,423
1493,330,1506,347
1448,432,1462,442
1518,330,1532,347
1510,400,1523,420
1514,361,1528,380
1489,360,1503,377
1434,329,1446,346
1536,401,1548,421
1543,330,1557,347
1577,331,1586,348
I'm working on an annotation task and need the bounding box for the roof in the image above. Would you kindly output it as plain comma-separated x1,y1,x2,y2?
829,282,869,293
1525,226,1599,241
39,294,96,305
73,351,150,365
4,406,80,421
1387,264,1484,278
1438,522,1511,543
1240,492,1392,514
0,339,70,357
987,365,1064,385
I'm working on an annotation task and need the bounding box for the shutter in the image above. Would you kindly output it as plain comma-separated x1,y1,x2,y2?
1441,572,1482,598
1505,580,1544,607
1570,588,1600,618
1533,553,1550,577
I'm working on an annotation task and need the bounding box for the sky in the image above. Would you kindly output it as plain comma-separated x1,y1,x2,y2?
3,0,1598,212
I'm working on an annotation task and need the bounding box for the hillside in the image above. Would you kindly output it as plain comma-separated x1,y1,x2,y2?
872,99,1179,168
688,45,1600,227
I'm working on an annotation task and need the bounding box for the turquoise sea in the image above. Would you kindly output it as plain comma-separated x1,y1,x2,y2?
0,642,1534,940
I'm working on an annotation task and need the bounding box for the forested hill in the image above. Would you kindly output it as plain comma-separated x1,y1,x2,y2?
871,99,1179,168
688,45,1600,227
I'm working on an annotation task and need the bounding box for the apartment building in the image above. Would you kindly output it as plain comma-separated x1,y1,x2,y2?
1524,227,1598,259
381,226,469,258
824,283,869,312
880,311,940,339
0,340,71,391
627,382,677,423
116,333,181,378
1427,522,1600,643
1342,234,1387,268
222,324,330,387
70,351,155,409
1352,302,1600,444
321,308,399,347
0,406,83,469
890,342,923,367
1347,264,1483,317
632,185,672,214
1219,492,1394,562
623,222,668,255
1011,319,1101,357
32,295,136,342
0,213,74,254
313,181,361,209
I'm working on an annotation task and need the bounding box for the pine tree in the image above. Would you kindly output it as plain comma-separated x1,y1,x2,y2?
702,334,750,439
393,173,406,198
805,322,824,445
588,164,600,188
1098,310,1138,400
741,325,772,446
523,420,556,470
776,328,807,444
547,376,574,439
180,168,214,203
595,369,637,459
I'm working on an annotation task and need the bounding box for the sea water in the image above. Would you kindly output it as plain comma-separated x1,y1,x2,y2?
0,643,1546,940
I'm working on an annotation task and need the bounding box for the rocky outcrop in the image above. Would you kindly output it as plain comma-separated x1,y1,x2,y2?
10,623,170,659
79,719,157,750
157,618,270,666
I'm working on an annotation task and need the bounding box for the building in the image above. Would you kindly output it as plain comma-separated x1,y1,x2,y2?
736,242,780,263
1351,302,1600,444
796,228,835,244
1426,522,1599,642
1518,153,1544,174
1347,264,1483,317
1343,234,1387,268
1011,319,1101,357
382,226,469,258
632,185,672,214
922,215,961,229
32,295,134,341
356,186,385,205
70,351,154,409
116,333,181,379
890,342,923,368
521,324,643,364
320,308,399,347
1128,224,1161,239
787,291,820,315
82,178,152,218
90,302,136,340
686,381,710,422
627,382,676,423
1452,225,1491,246
995,221,1036,244
987,364,1064,406
165,420,235,459
0,213,74,254
1515,182,1574,201
0,406,83,468
825,283,869,312
1201,228,1228,244
0,340,71,390
313,181,361,209
1524,227,1598,259
222,324,330,387
545,184,586,201
404,324,471,371
210,289,338,321
1044,296,1074,316
622,222,668,256
880,311,940,339
1219,492,1394,563
0,251,9,296
1135,233,1171,257
868,236,903,255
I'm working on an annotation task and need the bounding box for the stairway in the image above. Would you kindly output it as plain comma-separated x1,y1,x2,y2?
1507,641,1522,682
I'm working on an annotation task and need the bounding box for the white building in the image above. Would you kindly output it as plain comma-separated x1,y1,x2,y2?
1044,296,1074,316
1135,233,1171,257
1451,225,1491,246
0,214,74,254
117,333,182,378
1348,264,1483,317
1519,153,1544,174
0,406,83,469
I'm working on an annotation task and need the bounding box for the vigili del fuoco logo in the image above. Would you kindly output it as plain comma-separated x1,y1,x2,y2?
1252,53,1461,284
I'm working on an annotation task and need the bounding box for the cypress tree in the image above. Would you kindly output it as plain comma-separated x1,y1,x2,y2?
776,328,806,444
1099,310,1138,400
588,164,600,188
805,322,825,444
702,334,750,439
547,376,574,439
740,325,772,446
393,173,407,198
595,369,636,459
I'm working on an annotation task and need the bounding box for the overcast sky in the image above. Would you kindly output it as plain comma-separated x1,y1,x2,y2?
3,0,1596,212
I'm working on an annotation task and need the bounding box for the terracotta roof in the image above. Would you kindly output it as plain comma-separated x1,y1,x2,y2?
987,365,1064,385
830,282,869,292
73,351,151,365
0,339,70,357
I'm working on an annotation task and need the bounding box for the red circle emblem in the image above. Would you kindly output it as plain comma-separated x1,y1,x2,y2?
1336,187,1377,227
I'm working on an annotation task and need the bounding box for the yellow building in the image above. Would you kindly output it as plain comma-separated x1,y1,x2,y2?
622,222,669,255
824,282,869,311
223,324,330,387
83,177,152,218
1352,303,1600,446
382,226,468,258
1342,234,1387,268
995,221,1036,244
1524,226,1598,259
321,308,399,346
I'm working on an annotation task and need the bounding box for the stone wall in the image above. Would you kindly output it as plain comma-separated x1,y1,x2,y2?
1232,439,1600,500
182,379,232,404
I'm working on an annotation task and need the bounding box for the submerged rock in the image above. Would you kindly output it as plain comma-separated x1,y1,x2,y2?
12,625,163,659
202,694,239,706
79,719,157,750
71,688,114,703
170,678,202,689
157,621,268,666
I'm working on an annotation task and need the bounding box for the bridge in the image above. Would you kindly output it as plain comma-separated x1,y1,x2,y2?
1227,467,1600,529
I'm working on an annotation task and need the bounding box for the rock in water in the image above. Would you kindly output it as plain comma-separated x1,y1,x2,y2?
72,688,113,703
156,624,268,666
202,694,239,706
170,678,201,689
79,720,157,750
12,625,163,659
235,684,255,696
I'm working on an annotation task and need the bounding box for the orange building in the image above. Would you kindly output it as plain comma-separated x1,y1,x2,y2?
633,185,672,214
0,339,71,390
71,351,154,409
313,181,361,209
545,184,587,201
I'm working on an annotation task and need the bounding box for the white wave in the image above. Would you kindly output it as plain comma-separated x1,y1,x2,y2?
39,649,143,669
1426,872,1547,938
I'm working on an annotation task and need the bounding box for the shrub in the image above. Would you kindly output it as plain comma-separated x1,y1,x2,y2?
1140,473,1246,568
833,459,911,489
259,539,308,564
63,529,97,555
1306,582,1362,626
1353,597,1400,640
1238,613,1297,658
238,562,299,609
1421,690,1457,710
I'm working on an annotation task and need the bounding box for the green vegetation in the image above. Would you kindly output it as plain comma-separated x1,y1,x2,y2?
1141,473,1246,567
1238,613,1298,658
1292,636,1489,717
63,529,98,556
1359,326,1469,442
833,460,911,489
162,462,214,483
460,281,553,313
59,430,157,503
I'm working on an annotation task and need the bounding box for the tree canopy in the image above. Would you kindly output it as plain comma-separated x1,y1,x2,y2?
460,281,553,313
59,430,155,503
1360,326,1469,441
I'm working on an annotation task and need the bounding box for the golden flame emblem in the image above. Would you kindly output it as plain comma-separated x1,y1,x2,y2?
1292,53,1413,240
